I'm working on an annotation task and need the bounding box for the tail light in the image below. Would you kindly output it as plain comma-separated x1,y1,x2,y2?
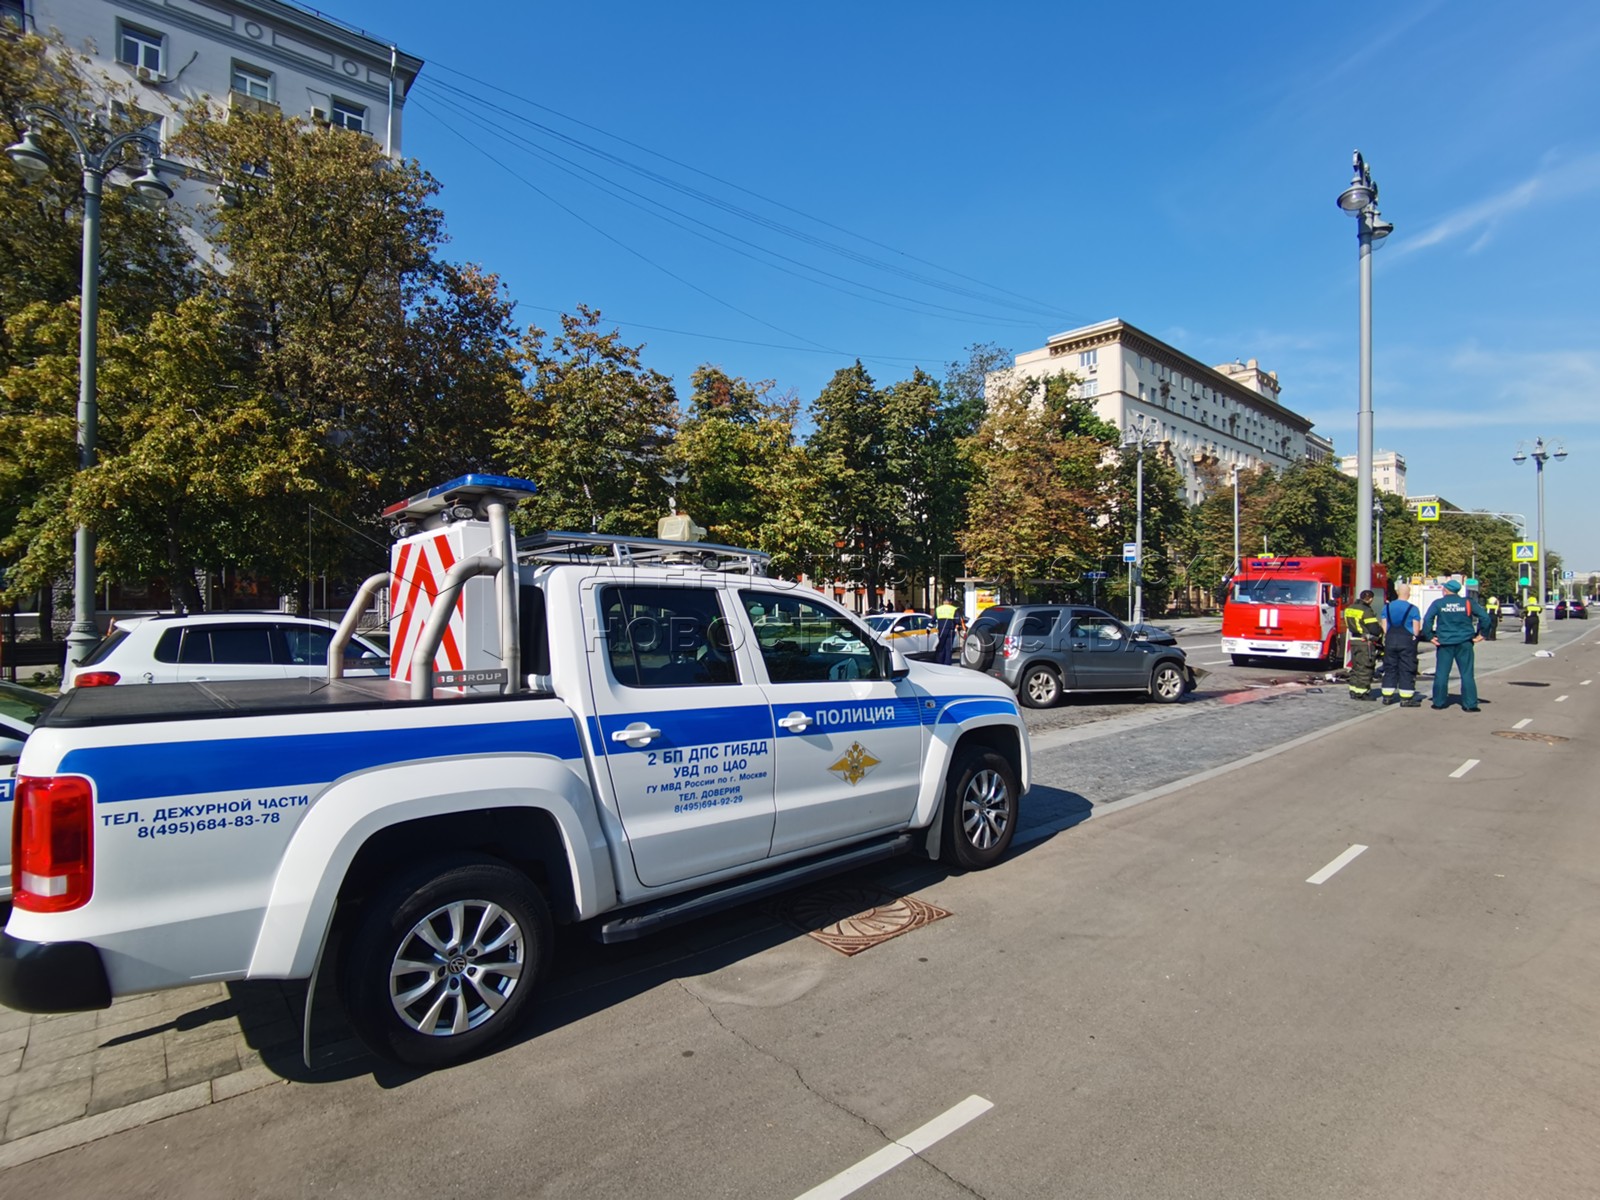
13,775,95,912
1002,635,1019,659
72,671,120,688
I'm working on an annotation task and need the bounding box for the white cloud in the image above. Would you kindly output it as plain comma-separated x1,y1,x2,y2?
1392,151,1600,259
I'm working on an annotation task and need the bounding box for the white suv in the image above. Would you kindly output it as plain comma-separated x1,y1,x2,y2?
66,613,387,689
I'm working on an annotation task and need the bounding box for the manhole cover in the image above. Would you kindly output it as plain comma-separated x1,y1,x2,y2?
1492,730,1569,744
1507,681,1551,687
770,886,951,956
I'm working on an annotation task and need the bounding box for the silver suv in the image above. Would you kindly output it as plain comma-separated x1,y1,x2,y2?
960,605,1195,708
67,612,387,689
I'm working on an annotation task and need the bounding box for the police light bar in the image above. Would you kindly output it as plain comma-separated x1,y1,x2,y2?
383,475,539,521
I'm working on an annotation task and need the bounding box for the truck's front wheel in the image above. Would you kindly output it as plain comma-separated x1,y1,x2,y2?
940,747,1019,871
340,855,551,1068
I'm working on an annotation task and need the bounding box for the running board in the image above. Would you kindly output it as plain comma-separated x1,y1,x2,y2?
596,834,914,944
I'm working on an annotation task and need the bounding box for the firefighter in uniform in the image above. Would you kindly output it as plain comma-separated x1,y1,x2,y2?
1421,579,1491,711
1343,588,1383,700
1379,582,1423,706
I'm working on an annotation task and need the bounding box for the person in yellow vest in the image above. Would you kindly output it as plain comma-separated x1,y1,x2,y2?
1343,588,1383,699
934,597,960,665
1483,594,1499,640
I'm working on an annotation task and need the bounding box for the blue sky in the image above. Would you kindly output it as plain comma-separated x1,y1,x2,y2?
334,1,1600,573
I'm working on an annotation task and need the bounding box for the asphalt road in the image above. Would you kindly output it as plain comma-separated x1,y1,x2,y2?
7,622,1598,1198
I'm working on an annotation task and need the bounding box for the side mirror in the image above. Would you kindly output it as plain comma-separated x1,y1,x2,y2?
880,644,910,679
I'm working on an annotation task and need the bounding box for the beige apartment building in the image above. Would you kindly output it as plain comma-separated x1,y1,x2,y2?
1002,318,1325,504
1338,449,1407,498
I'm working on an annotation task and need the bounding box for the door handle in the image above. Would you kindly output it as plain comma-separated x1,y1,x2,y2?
611,724,662,745
142,672,154,683
777,712,813,732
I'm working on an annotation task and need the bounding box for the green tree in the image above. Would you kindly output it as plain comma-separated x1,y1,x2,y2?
960,370,1118,593
1105,442,1188,616
0,32,195,613
499,307,678,536
807,361,896,600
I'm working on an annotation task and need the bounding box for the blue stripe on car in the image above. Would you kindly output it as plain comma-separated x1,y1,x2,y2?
60,718,584,805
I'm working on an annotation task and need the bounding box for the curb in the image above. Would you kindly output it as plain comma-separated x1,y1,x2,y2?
0,1066,283,1172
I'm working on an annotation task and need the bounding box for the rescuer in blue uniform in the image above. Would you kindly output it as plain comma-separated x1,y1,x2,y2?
1420,580,1491,711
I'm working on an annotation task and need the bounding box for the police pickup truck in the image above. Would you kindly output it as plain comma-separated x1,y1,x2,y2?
2,477,1029,1067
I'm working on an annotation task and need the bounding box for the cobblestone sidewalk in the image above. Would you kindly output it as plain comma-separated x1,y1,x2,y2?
0,972,362,1153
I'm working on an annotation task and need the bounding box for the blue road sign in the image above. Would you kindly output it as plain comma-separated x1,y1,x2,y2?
1083,571,1108,580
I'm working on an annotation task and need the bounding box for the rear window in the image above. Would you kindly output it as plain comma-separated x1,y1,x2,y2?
971,608,1012,632
1017,610,1061,636
82,629,130,666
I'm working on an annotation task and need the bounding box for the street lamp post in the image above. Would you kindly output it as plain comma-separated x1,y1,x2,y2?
1512,437,1566,611
1230,463,1241,578
1373,495,1384,567
1420,527,1430,580
1124,420,1156,626
6,105,171,667
1336,151,1394,598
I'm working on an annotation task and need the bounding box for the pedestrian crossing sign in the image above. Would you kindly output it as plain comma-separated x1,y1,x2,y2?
1512,541,1538,562
1415,502,1440,522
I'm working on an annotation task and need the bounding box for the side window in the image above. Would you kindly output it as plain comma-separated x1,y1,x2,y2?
280,625,332,665
740,591,884,684
1070,616,1124,642
150,629,180,663
177,630,212,664
1017,611,1061,637
207,626,276,665
600,586,738,688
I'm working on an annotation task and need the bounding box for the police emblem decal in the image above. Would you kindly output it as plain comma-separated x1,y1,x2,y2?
828,742,881,786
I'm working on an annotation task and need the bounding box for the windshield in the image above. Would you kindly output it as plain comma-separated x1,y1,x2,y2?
1232,578,1321,606
0,682,54,723
865,616,895,632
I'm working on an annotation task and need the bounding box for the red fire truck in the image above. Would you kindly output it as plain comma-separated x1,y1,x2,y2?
1221,556,1388,667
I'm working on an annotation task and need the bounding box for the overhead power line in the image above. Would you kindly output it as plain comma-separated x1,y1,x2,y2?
422,61,1084,326
413,83,1041,330
411,96,849,357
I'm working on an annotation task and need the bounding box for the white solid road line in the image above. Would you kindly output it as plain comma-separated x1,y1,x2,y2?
1307,844,1368,885
1202,659,1231,666
1514,718,1533,729
1450,759,1480,779
794,1096,994,1200
1555,695,1569,702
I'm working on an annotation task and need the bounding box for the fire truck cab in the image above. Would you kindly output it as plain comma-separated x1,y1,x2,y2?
1221,556,1388,667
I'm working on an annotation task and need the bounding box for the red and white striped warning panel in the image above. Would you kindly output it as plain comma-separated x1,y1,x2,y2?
389,530,467,683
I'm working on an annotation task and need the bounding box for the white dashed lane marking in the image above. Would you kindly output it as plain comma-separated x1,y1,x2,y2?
1450,759,1480,779
1555,695,1569,703
1582,680,1592,686
1307,845,1368,885
794,1096,994,1200
1514,718,1533,729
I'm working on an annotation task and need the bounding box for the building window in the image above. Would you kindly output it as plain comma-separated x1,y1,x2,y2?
1,0,23,28
1081,379,1099,398
329,99,366,133
118,24,164,74
1079,349,1098,368
231,63,273,101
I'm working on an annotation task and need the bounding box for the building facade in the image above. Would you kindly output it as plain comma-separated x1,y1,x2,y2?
13,0,420,157
1003,319,1322,504
1338,449,1407,498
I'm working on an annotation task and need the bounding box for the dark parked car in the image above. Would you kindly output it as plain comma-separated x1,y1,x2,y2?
959,605,1196,708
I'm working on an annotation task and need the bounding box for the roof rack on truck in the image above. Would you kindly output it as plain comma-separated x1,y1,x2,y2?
517,531,771,576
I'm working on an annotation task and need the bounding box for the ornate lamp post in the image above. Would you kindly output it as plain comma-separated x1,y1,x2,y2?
6,106,171,667
1512,437,1566,610
1336,151,1394,598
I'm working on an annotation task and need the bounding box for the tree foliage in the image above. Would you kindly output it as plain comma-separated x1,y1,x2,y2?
499,307,677,536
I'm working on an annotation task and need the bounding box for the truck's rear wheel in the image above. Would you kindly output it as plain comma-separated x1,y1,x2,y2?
340,855,551,1068
940,747,1019,871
